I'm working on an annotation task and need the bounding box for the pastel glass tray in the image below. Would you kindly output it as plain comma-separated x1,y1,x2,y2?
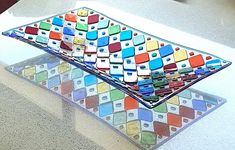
6,53,226,149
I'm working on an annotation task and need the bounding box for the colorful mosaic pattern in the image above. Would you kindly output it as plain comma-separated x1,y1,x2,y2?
2,7,231,108
6,54,226,149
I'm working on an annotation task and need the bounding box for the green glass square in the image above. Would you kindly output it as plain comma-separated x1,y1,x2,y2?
153,103,167,113
108,25,120,35
113,111,126,125
204,95,218,105
36,36,48,44
140,131,156,145
36,71,48,83
39,22,51,31
110,89,125,101
76,23,88,31
71,68,83,79
177,89,191,99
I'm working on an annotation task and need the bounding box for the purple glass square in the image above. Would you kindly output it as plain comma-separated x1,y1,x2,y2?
73,88,86,102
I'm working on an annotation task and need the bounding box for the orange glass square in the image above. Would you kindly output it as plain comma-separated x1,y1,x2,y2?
65,14,77,22
189,54,205,68
167,113,182,127
49,31,62,40
134,53,149,64
124,96,139,110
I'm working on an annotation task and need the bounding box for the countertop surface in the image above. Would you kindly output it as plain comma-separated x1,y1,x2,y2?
0,0,235,150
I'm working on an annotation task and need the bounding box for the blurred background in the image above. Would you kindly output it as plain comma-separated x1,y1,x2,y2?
1,0,235,48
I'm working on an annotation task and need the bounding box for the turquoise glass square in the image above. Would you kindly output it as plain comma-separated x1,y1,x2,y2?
120,30,132,41
98,19,109,29
132,35,145,46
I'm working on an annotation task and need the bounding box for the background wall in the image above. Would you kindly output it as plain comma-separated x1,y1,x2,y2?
99,0,235,48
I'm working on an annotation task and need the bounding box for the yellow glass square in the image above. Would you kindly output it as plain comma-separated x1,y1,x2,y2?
58,62,71,74
173,49,188,62
166,73,180,80
73,37,85,45
97,82,110,93
166,96,179,105
77,9,88,17
126,120,140,135
24,67,36,77
146,40,159,52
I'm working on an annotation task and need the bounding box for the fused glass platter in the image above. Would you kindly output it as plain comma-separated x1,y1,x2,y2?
6,53,226,149
2,7,231,108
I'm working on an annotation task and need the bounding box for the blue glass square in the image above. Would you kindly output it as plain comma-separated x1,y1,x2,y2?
84,75,97,86
86,31,98,40
120,30,132,41
122,47,135,58
137,79,153,86
98,20,109,29
63,27,75,36
132,35,145,46
192,99,207,111
99,102,113,117
138,108,153,122
97,36,109,47
206,59,221,69
195,68,209,75
48,75,61,89
13,67,23,73
47,60,60,69
73,88,86,102
159,44,174,57
139,85,154,95
149,58,163,70
52,17,64,27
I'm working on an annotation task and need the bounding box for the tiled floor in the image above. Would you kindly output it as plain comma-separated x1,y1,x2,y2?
0,82,104,150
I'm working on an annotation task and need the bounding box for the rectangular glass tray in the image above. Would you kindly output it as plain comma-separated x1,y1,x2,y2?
2,7,231,108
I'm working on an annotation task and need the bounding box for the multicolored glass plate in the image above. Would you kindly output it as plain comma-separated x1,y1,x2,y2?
2,7,231,108
6,53,226,149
